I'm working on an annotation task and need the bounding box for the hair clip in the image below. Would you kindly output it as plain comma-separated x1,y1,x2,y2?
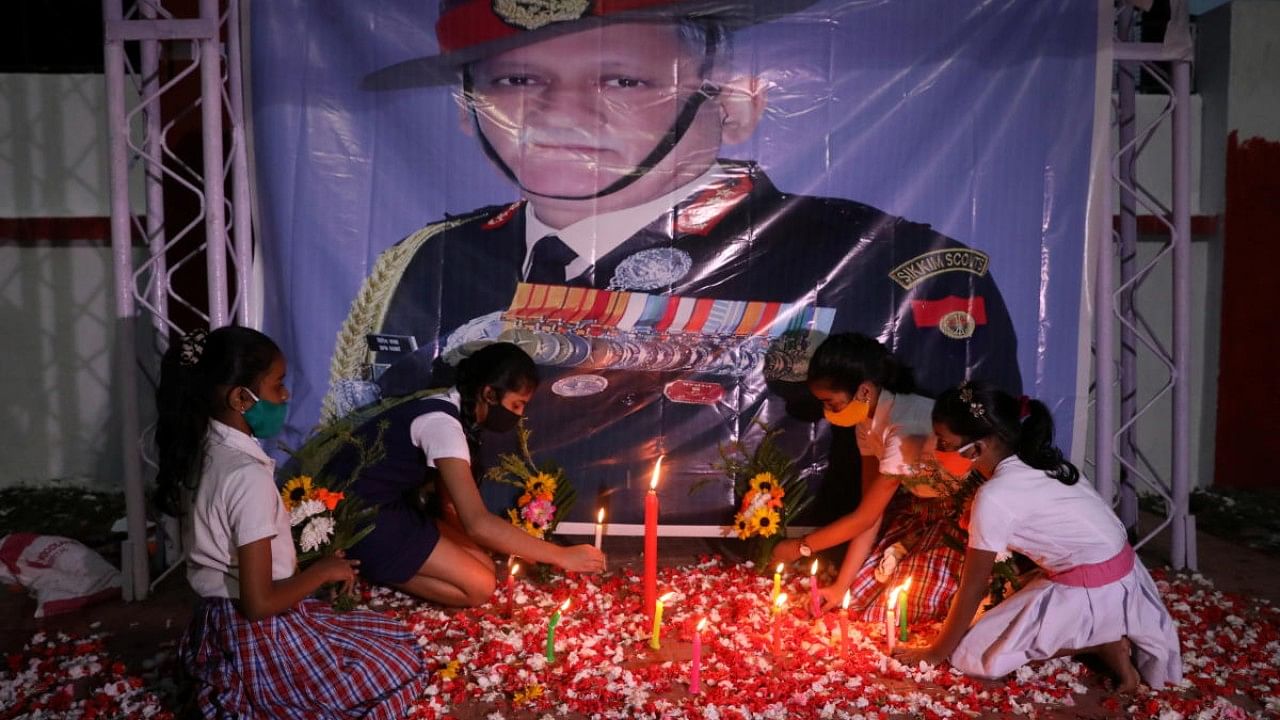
958,382,986,420
1018,395,1032,422
179,328,208,367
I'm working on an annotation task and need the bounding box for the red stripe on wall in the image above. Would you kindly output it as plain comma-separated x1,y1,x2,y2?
0,216,146,246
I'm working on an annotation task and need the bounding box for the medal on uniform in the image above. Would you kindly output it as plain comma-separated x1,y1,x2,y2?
608,247,692,291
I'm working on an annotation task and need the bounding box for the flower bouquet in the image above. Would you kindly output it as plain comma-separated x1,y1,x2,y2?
713,423,812,571
280,419,389,607
484,419,575,541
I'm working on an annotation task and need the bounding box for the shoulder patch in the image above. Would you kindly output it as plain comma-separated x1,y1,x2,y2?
481,200,526,230
910,296,988,339
889,248,989,290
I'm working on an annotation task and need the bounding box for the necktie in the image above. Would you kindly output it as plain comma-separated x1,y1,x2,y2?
526,234,578,284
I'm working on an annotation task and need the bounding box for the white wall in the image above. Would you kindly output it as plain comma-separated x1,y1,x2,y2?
0,74,147,490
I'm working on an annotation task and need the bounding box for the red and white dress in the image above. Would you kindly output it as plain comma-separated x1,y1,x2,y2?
951,456,1182,688
179,420,426,719
845,391,964,623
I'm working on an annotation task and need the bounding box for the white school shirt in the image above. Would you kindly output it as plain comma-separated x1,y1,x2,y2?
967,456,1128,573
186,419,296,599
524,164,724,280
408,388,471,467
855,390,941,496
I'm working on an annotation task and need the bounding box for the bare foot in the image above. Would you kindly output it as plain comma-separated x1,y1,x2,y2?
1096,637,1140,694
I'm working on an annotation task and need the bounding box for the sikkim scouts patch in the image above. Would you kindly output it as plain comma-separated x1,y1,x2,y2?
492,0,590,30
889,248,990,290
609,247,693,291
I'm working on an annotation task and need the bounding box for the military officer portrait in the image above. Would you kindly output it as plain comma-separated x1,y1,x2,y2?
253,0,1098,524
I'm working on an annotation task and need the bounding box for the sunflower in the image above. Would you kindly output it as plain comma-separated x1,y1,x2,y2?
513,683,544,705
733,512,753,540
749,505,782,538
281,475,314,511
523,472,557,499
748,471,781,498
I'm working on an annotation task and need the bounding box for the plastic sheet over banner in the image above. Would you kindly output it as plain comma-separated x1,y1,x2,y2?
251,0,1099,526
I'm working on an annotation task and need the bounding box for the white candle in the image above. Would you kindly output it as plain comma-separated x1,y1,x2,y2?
594,507,605,550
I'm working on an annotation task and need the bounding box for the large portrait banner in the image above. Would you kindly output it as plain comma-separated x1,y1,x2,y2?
251,0,1099,528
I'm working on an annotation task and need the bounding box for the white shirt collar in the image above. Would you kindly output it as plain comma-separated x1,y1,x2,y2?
523,163,727,280
208,418,274,468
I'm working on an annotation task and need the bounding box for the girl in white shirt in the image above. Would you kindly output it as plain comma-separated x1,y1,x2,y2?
899,382,1181,692
156,327,424,719
773,333,968,624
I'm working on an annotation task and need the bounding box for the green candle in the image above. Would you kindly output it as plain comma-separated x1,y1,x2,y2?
898,577,911,642
546,598,570,662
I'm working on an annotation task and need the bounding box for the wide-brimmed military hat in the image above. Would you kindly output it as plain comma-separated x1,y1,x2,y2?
363,0,821,90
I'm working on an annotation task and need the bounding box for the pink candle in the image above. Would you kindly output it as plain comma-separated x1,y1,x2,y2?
808,559,821,618
839,590,851,657
772,592,787,656
644,457,662,623
690,617,707,694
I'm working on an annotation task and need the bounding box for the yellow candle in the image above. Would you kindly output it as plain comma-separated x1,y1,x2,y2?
650,591,675,650
772,563,783,603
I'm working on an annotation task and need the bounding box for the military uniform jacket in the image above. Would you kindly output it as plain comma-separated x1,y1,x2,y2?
330,161,1021,524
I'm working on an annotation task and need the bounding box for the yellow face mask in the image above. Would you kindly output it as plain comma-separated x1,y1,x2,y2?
824,398,870,427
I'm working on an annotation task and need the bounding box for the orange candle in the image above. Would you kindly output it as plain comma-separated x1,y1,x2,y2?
644,456,662,622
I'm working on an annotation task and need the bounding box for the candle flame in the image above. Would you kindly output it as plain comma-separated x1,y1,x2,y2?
658,591,676,604
649,455,664,490
510,563,521,577
886,578,911,607
596,507,605,523
559,598,572,612
842,589,851,610
810,559,819,576
774,592,788,610
776,563,784,574
696,617,708,632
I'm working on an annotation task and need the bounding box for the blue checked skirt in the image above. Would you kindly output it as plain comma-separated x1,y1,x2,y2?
180,597,426,719
847,491,966,624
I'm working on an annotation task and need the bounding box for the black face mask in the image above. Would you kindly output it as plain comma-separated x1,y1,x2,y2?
481,402,521,433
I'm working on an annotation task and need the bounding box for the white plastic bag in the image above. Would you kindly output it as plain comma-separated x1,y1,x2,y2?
0,533,122,617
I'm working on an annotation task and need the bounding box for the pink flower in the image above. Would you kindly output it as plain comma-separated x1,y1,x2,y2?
520,498,555,528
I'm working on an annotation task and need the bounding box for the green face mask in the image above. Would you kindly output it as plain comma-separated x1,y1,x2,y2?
242,388,288,439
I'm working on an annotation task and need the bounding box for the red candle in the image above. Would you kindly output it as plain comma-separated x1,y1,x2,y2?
644,456,662,623
690,617,707,694
771,592,787,656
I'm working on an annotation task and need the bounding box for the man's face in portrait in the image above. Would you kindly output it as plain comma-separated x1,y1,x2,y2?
463,21,763,223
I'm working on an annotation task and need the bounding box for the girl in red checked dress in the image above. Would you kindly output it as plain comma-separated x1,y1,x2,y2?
156,326,426,719
772,333,972,624
899,382,1181,692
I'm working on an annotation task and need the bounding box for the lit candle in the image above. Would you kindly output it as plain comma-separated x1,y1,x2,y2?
690,617,707,694
644,456,662,623
839,589,851,656
650,591,675,650
506,561,521,616
898,577,913,642
771,592,787,656
885,585,901,654
545,598,570,663
594,507,605,551
772,563,783,603
809,559,821,619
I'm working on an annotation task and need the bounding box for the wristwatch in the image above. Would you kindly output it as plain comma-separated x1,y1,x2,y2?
798,536,813,558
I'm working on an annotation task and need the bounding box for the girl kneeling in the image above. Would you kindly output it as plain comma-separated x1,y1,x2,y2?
900,382,1181,692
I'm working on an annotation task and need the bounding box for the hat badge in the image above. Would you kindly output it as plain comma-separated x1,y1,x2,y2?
493,0,592,31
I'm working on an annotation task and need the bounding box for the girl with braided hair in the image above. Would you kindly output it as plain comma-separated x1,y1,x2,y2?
898,381,1182,692
157,326,425,719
